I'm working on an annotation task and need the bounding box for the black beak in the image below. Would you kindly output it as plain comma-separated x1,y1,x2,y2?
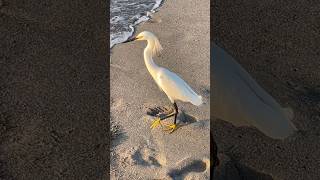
123,37,137,43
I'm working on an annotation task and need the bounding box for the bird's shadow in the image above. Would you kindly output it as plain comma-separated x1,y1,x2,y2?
146,105,174,119
146,106,197,127
178,111,198,124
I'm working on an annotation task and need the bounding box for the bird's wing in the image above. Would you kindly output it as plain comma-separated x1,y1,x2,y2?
212,43,296,139
157,68,202,106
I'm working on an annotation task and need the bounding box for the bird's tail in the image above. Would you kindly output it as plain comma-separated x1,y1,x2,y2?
192,95,203,106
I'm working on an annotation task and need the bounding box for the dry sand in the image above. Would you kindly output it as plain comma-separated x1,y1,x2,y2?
213,0,320,179
110,0,210,179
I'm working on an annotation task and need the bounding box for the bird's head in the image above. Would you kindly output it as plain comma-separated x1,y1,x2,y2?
124,31,156,42
123,31,163,56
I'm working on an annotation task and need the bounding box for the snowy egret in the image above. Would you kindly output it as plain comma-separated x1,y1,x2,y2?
212,43,297,139
124,31,203,133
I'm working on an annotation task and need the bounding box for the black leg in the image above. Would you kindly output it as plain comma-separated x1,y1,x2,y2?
159,112,175,120
173,102,178,124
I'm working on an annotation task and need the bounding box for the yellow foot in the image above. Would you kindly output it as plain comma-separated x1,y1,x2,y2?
164,123,177,133
150,117,162,129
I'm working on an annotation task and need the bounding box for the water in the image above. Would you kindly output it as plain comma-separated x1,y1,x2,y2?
110,0,163,48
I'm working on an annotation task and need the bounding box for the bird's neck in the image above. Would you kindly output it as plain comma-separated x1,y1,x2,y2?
144,41,160,78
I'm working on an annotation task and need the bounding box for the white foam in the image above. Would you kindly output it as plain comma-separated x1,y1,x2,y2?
110,16,125,24
110,0,164,49
152,0,162,10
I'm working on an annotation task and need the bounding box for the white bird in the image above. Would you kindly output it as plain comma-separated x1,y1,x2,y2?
212,43,297,139
124,31,203,132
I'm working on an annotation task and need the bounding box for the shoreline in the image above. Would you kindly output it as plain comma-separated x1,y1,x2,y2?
110,0,210,179
110,0,165,48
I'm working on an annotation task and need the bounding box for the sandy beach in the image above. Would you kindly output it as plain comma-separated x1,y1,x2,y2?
1,0,318,179
213,0,320,179
110,0,210,179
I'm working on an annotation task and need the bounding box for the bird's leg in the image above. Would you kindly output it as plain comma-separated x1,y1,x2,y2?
163,102,178,133
150,118,162,129
150,110,176,129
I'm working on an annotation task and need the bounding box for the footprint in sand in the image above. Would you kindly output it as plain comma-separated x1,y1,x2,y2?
117,146,165,169
131,146,165,168
167,157,210,179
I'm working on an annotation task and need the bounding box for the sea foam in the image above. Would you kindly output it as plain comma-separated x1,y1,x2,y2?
110,0,163,48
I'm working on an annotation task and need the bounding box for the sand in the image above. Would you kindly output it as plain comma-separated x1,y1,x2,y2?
213,0,320,179
0,0,109,179
110,0,210,179
1,0,318,179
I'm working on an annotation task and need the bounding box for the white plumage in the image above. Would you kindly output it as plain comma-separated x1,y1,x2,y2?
157,68,203,106
124,31,202,132
134,31,202,106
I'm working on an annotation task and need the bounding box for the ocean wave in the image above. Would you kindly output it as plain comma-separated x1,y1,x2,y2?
110,0,163,48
